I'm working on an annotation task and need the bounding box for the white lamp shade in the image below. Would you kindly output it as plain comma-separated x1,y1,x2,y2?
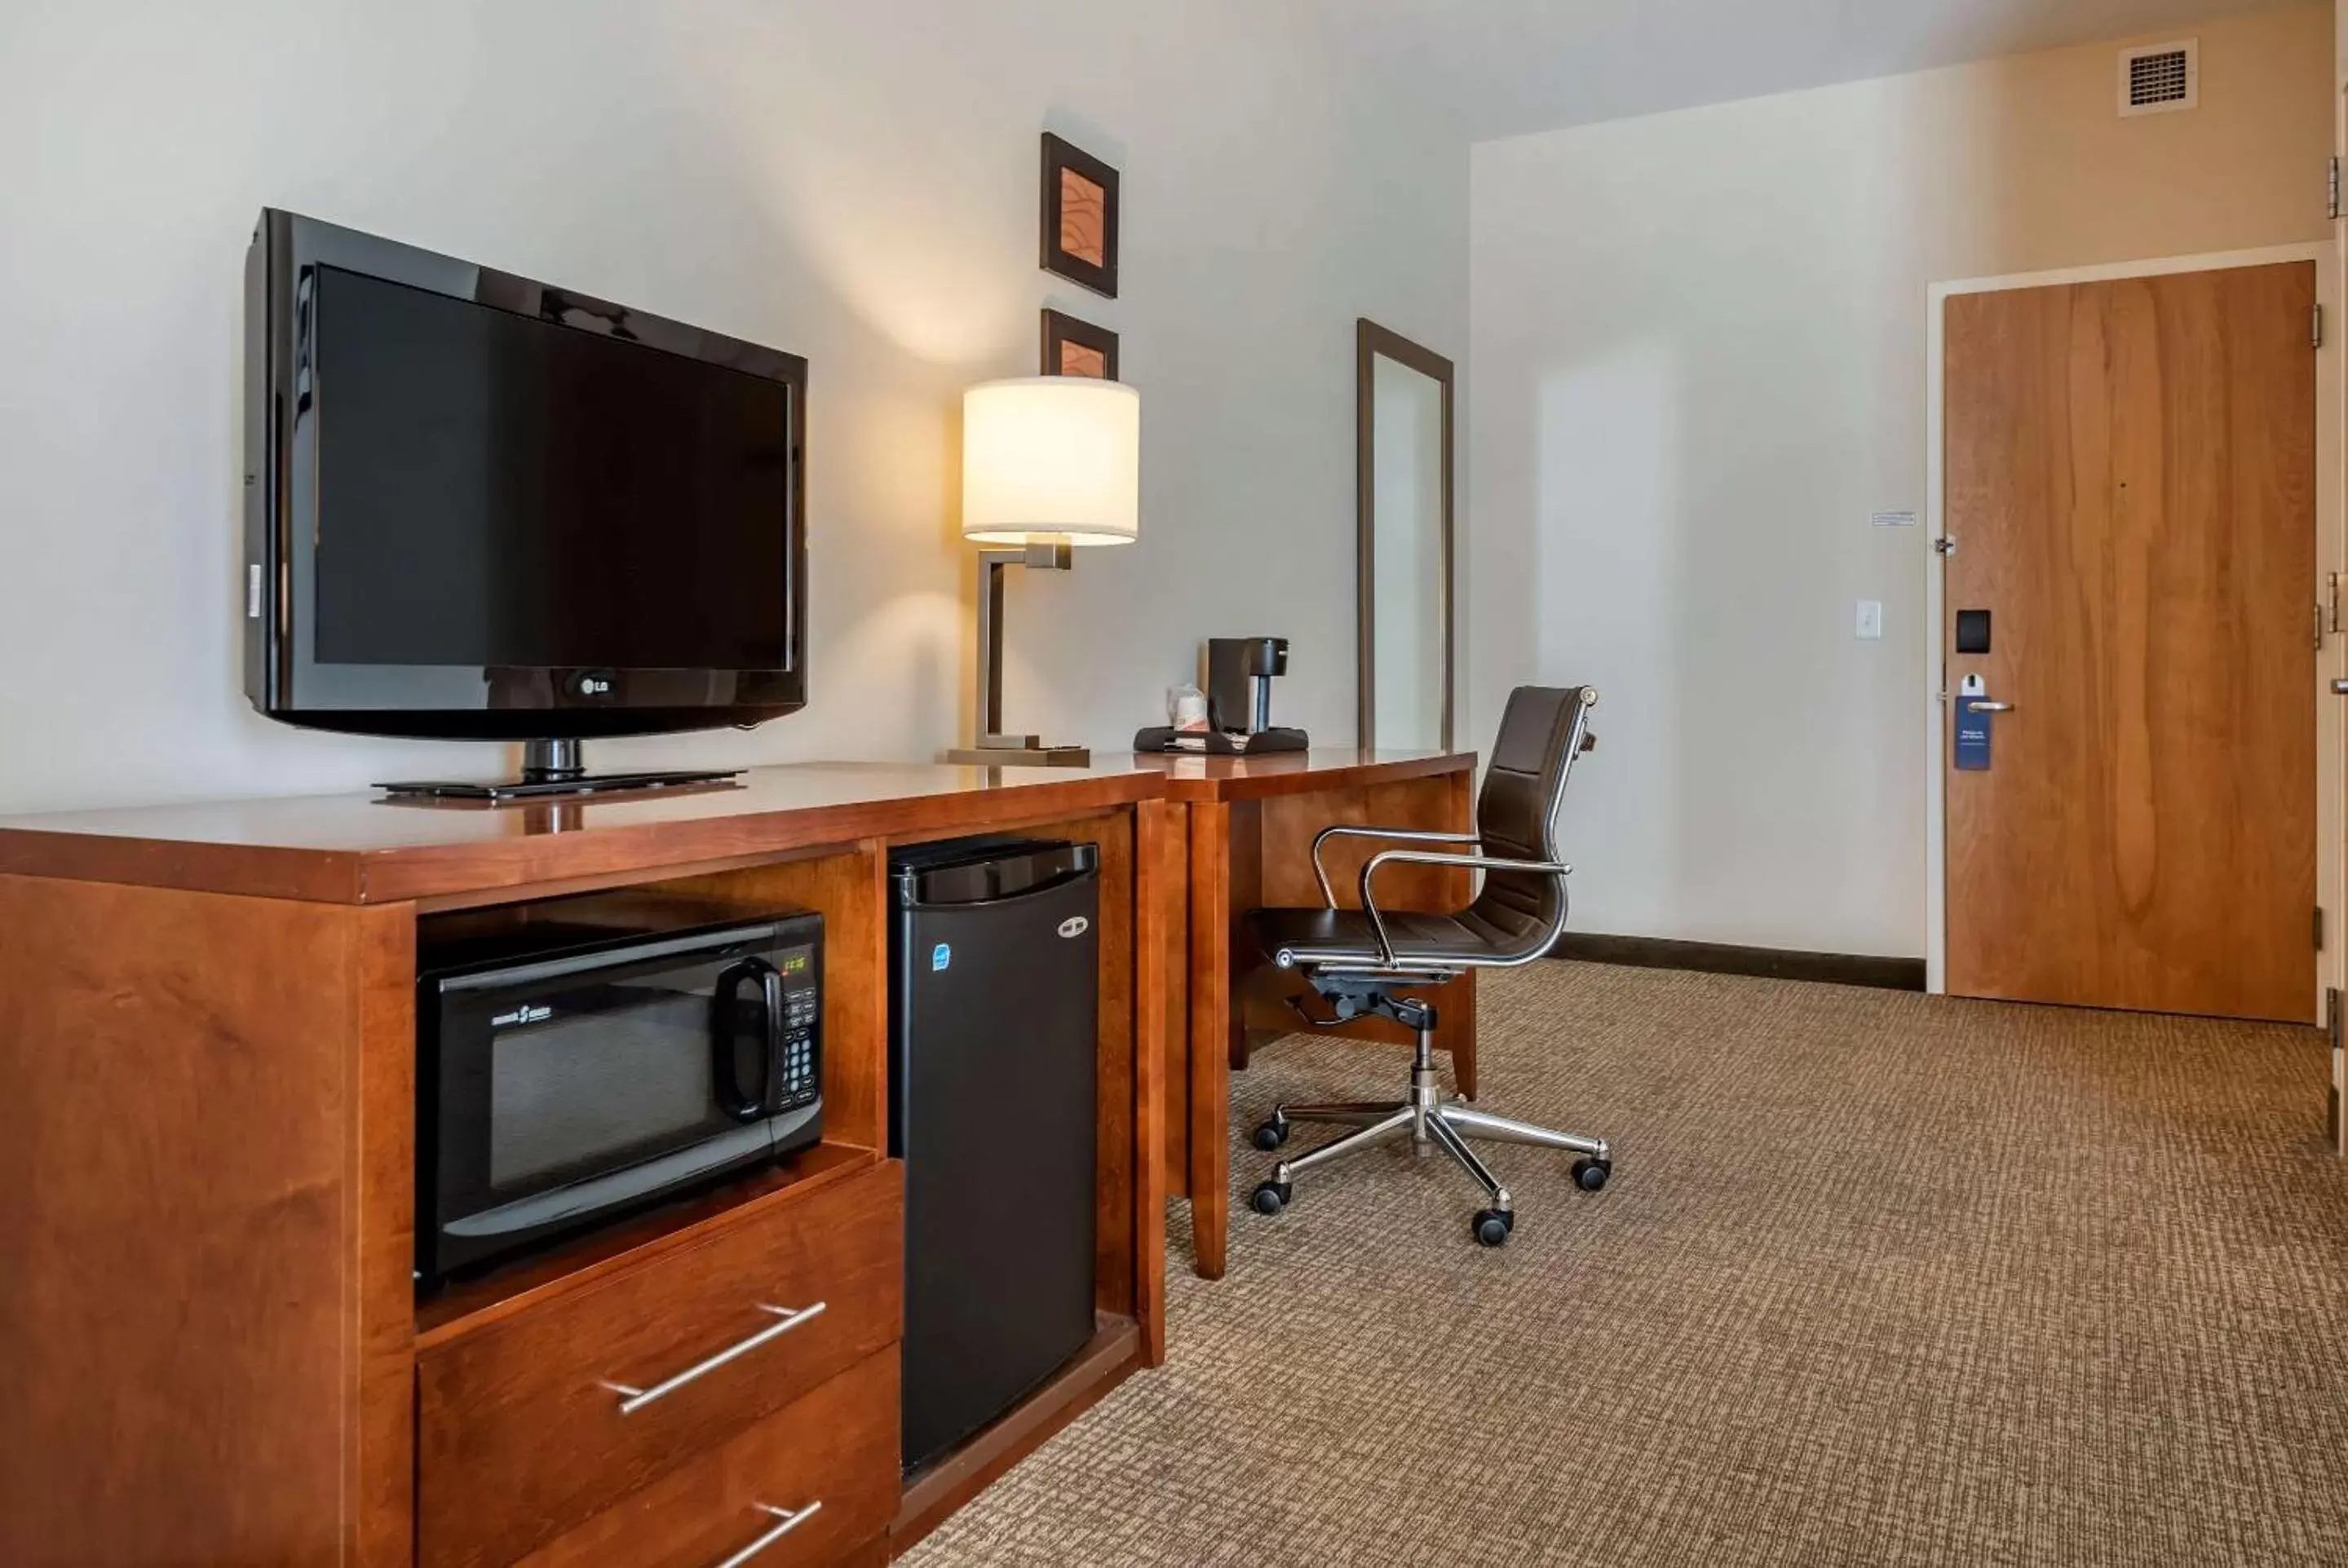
962,377,1140,545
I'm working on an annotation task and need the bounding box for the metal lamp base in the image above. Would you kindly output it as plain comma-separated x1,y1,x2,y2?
956,541,1091,770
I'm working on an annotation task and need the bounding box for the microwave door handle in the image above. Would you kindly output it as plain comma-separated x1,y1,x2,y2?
711,957,777,1122
756,961,785,1112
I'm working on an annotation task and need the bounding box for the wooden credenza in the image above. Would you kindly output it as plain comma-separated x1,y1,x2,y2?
0,763,1179,1568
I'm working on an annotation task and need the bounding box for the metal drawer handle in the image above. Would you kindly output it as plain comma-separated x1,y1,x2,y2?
714,1500,823,1568
600,1301,826,1416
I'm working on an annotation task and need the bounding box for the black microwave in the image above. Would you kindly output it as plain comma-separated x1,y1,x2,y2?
416,893,823,1289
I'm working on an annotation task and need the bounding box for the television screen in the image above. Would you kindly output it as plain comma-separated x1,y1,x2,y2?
244,210,808,742
312,267,792,673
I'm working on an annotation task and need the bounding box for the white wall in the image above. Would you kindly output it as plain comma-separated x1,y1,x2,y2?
1470,5,2334,957
0,0,1466,814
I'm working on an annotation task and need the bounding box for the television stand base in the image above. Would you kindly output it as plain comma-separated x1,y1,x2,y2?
374,769,742,804
375,740,741,804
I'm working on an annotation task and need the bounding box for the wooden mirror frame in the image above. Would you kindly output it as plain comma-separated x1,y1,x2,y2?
1355,318,1457,752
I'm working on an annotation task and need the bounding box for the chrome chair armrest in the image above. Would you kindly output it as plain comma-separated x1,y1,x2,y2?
1310,824,1481,907
1355,850,1572,969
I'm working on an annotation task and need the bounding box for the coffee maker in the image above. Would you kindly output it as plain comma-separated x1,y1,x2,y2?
1134,637,1309,754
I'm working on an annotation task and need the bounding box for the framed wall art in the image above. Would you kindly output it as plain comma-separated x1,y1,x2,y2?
1041,308,1118,379
1041,132,1119,298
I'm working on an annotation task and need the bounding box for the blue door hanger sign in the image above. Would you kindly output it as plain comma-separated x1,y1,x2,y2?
1954,673,1994,771
1954,701,1992,771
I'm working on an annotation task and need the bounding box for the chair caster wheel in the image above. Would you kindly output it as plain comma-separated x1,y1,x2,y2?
1572,1158,1612,1192
1251,1118,1289,1151
1251,1180,1293,1217
1471,1208,1514,1247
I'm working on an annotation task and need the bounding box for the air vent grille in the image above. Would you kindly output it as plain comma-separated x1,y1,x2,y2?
2119,41,2197,116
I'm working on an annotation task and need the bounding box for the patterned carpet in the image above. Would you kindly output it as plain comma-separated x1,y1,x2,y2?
904,961,2348,1566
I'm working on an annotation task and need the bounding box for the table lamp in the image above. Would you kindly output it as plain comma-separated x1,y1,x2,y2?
946,376,1140,766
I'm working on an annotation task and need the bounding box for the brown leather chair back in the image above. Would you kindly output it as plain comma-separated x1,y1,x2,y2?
1461,685,1594,959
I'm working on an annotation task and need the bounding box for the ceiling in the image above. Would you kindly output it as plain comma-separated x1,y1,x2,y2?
1307,0,2302,141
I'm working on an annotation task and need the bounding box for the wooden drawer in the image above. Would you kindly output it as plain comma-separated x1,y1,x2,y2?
420,1161,904,1568
516,1349,900,1568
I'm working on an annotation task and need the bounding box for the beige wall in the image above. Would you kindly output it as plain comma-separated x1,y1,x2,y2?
1946,8,2333,277
1469,6,2334,956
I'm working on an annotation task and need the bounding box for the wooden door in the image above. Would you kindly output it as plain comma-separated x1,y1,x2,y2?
1943,262,2318,1023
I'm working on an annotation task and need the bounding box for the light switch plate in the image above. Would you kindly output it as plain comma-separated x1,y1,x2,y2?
1855,599,1883,640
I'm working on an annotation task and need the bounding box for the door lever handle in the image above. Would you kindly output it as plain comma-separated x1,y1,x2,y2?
1970,700,2014,713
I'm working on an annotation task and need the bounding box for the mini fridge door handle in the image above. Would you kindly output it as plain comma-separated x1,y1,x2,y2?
904,864,1099,910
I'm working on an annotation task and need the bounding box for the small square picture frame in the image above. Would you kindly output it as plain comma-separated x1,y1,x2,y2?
1041,132,1119,298
1041,309,1119,380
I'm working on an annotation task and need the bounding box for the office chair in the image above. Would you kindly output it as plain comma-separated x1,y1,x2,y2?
1243,684,1611,1247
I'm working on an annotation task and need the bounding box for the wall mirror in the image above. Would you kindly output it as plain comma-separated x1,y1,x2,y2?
1356,319,1454,752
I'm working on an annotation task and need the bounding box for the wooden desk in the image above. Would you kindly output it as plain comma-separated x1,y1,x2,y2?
0,763,1177,1568
1133,750,1479,1279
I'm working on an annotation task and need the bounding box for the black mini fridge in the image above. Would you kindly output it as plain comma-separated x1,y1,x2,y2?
890,837,1099,1473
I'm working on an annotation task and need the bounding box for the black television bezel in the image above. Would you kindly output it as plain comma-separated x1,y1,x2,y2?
242,209,809,742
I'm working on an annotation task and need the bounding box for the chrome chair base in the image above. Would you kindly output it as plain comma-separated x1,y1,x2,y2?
1249,1025,1612,1248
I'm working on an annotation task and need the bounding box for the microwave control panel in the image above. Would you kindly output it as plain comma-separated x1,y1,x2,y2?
776,943,820,1110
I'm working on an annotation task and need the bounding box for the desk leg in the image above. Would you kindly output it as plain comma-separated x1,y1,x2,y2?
1436,970,1478,1100
1187,802,1231,1280
1134,799,1175,1365
1443,766,1479,1099
1225,800,1263,1072
1160,803,1192,1209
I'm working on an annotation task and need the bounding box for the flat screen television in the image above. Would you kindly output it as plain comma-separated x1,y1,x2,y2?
242,210,807,791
